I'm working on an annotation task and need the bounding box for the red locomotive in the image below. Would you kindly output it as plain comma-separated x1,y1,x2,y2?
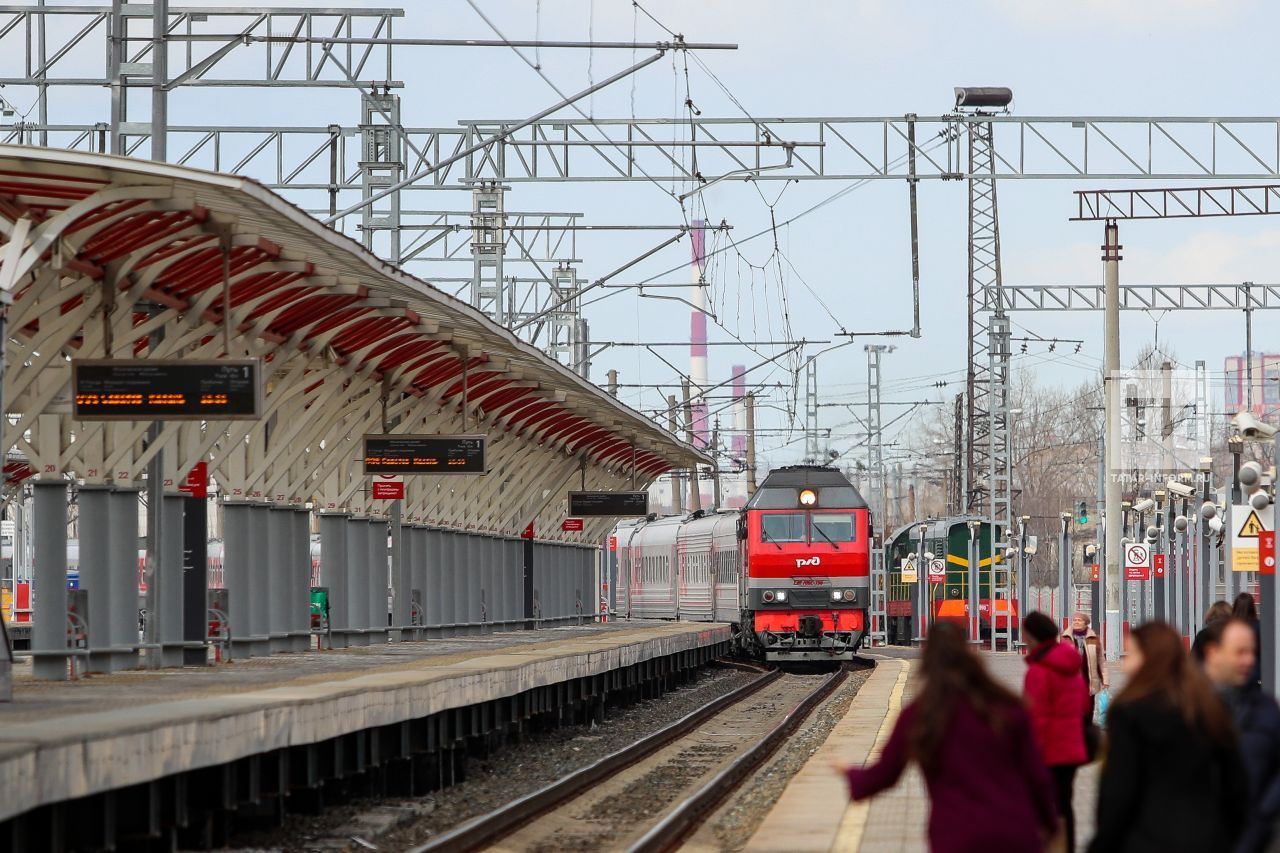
617,465,869,661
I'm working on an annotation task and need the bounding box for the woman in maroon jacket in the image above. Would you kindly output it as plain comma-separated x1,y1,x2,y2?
837,621,1059,853
1023,611,1089,852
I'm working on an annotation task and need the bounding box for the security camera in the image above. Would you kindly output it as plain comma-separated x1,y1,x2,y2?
1233,411,1279,440
1174,516,1189,533
1252,491,1272,511
1209,516,1225,533
1146,525,1159,540
1166,480,1196,498
1240,461,1264,489
1132,498,1156,512
1201,501,1218,520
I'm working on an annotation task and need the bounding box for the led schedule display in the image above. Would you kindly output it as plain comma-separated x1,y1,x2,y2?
568,491,649,517
72,359,262,420
363,435,487,475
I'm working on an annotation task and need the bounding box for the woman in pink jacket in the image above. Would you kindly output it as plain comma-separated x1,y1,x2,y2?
1023,611,1089,852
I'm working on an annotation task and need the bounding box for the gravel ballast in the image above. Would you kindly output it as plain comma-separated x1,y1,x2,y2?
223,664,760,852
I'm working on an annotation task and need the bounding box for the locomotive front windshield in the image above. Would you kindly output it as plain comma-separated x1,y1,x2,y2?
751,486,861,509
759,511,858,544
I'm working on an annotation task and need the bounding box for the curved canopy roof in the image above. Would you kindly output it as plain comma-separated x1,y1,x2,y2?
0,146,707,537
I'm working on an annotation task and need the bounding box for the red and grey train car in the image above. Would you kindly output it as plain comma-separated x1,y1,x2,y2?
617,465,869,661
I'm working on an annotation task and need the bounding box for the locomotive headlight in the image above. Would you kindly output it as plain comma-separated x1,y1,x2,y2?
831,589,842,602
763,590,776,603
799,488,817,506
843,589,855,602
776,590,788,602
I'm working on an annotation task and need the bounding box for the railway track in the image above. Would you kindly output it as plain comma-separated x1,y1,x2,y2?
411,661,852,853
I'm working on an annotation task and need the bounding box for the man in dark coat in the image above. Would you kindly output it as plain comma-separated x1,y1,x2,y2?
1203,617,1280,853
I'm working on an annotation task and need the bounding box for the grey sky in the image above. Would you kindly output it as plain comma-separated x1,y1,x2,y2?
8,0,1278,472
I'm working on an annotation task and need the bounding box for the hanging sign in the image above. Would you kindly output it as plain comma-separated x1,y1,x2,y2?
72,359,262,420
568,491,649,517
371,474,405,500
1124,543,1151,581
1232,505,1272,572
363,435,486,474
561,517,585,532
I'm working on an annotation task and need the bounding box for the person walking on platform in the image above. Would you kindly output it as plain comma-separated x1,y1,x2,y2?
1063,611,1109,718
1025,612,1089,853
1089,621,1246,853
838,621,1059,853
1232,592,1263,686
1193,600,1234,662
1201,617,1280,853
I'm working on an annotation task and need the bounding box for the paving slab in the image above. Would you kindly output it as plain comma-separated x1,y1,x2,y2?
746,648,1121,853
0,620,729,824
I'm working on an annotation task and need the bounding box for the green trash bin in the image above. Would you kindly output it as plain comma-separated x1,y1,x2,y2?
310,587,330,636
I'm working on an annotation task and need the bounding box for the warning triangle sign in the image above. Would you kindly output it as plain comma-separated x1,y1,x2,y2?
1239,510,1267,538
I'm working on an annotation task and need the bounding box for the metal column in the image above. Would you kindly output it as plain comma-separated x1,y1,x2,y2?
345,517,369,646
267,505,288,653
246,504,269,656
320,512,349,648
80,485,119,673
32,480,68,680
367,517,385,641
439,530,456,637
159,492,184,666
182,491,209,665
224,501,251,657
391,507,408,639
466,532,482,634
292,507,311,652
110,487,140,666
426,528,444,638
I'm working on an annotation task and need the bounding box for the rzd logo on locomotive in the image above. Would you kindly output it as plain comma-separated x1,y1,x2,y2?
795,556,822,568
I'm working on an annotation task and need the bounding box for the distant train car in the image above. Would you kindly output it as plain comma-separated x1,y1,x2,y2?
619,465,870,661
883,517,1015,644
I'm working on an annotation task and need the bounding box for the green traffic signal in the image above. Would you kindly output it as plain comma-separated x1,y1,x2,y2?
1077,501,1088,525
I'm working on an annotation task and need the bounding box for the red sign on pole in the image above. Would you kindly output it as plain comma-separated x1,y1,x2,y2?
608,535,618,552
1153,554,1166,577
561,517,585,532
1091,564,1100,582
178,461,208,498
521,523,535,540
371,474,404,500
1262,531,1277,576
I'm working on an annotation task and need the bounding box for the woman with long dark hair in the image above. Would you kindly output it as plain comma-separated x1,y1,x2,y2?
1088,621,1247,852
1233,592,1262,686
837,621,1058,853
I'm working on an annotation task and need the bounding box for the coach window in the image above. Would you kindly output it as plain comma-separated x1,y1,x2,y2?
761,512,806,543
812,513,858,543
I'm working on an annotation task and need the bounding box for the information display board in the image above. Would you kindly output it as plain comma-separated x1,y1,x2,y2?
568,491,649,517
72,359,261,420
363,435,486,474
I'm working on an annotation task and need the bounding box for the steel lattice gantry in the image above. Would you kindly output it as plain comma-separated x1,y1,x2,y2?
0,146,706,677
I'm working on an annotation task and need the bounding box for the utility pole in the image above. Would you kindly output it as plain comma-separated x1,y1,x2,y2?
682,379,702,512
710,422,722,508
865,345,894,529
668,395,683,515
745,393,758,497
1246,281,1255,412
1103,219,1123,660
804,356,820,463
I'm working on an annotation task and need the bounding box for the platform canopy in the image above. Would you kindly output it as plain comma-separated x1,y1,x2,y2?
0,146,706,538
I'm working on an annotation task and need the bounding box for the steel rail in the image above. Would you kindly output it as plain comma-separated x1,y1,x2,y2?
628,665,852,853
408,662,780,853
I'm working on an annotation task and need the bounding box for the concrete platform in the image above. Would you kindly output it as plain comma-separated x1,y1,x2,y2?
0,620,730,829
747,649,1118,853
